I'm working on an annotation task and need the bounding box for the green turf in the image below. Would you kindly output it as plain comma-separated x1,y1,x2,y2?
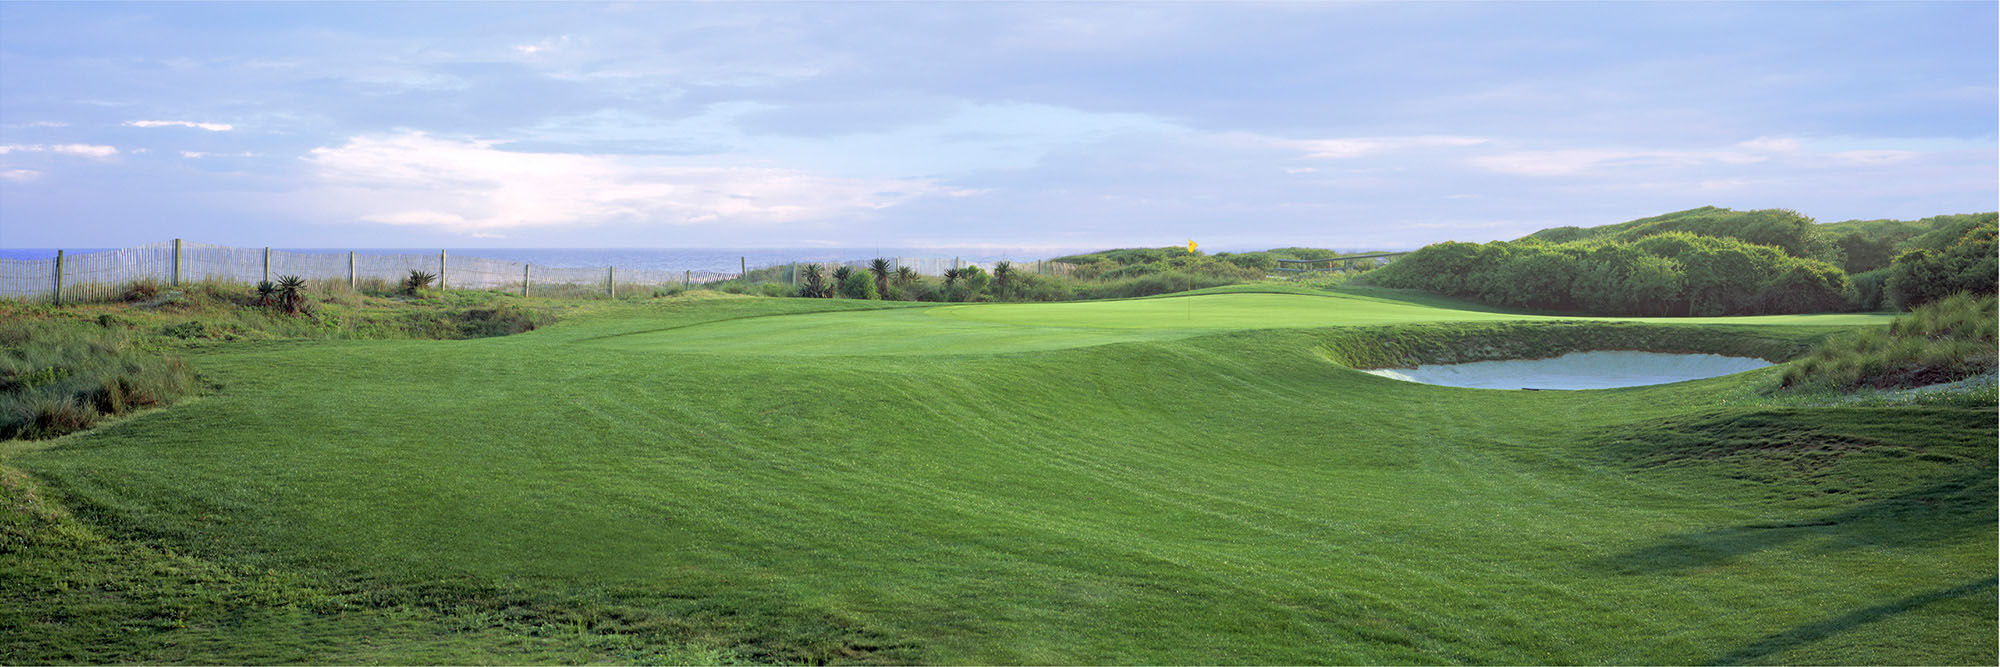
3,290,1989,664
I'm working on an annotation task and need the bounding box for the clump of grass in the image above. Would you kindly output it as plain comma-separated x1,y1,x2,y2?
120,278,162,303
1779,293,1997,392
1,319,198,440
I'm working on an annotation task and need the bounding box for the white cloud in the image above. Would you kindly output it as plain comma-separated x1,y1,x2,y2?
1466,148,1765,176
0,169,42,182
514,36,571,56
303,132,964,230
1827,149,1919,165
180,151,256,158
0,144,119,158
1738,136,1800,152
1243,134,1487,160
125,120,234,131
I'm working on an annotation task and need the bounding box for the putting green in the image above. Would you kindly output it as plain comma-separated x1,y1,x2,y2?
591,291,1896,356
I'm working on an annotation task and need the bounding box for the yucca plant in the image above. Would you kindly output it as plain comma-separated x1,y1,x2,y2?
254,280,277,308
993,261,1015,289
894,266,918,286
943,267,963,289
275,275,308,314
868,258,893,299
798,264,828,298
404,270,438,295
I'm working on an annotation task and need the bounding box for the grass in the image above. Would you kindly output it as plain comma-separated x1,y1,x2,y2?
1781,293,1997,392
0,284,1991,664
0,318,198,440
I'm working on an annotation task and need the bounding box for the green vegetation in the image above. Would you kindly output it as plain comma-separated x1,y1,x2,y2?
1381,207,1997,315
1525,207,1834,260
2,281,1988,664
1360,232,1851,316
1883,214,1998,309
0,319,197,440
1781,294,1997,392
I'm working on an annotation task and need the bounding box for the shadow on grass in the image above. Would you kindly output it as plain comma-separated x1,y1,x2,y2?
1703,577,1997,665
1596,471,1996,575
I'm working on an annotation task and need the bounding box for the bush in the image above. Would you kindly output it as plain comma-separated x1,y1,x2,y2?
404,270,437,295
1367,232,1852,316
1884,215,1997,309
838,268,878,300
956,266,990,299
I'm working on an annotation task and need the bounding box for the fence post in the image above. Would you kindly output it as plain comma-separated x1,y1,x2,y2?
684,269,691,287
262,247,270,283
347,251,356,291
171,238,182,286
607,266,615,298
439,250,448,290
52,249,63,304
522,264,530,297
740,256,746,280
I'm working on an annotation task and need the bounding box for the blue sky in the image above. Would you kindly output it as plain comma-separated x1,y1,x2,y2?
0,1,1994,250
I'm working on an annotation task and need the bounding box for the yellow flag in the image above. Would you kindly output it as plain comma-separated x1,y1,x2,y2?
1187,239,1198,254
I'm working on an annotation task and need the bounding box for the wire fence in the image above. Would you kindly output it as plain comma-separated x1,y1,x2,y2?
0,240,1079,304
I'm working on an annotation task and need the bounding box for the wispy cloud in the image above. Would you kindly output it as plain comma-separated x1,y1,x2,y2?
303,132,966,231
514,35,571,56
125,120,234,131
1465,148,1766,176
180,151,257,159
0,144,119,158
1241,134,1489,160
1,169,42,182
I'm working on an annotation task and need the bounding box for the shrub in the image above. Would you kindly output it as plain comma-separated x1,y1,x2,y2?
1884,215,1997,309
1367,232,1851,316
275,275,308,314
868,259,893,300
838,268,877,300
797,264,830,298
956,266,990,298
254,280,278,308
404,270,438,295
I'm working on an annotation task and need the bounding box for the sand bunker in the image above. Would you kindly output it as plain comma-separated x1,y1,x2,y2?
1362,351,1771,390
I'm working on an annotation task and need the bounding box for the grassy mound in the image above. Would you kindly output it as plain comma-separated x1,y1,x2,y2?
1781,293,1997,391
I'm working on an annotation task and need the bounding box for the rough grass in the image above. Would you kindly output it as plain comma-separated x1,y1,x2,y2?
0,319,198,440
1781,293,1997,391
1,290,1991,664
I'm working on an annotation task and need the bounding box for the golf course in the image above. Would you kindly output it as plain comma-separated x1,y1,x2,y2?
4,285,1992,664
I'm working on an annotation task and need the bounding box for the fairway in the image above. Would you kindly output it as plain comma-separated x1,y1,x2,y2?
5,291,1991,665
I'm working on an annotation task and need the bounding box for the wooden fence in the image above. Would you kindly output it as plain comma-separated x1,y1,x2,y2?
0,240,1079,304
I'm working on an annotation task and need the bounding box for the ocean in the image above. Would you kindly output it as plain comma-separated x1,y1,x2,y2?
0,247,1105,272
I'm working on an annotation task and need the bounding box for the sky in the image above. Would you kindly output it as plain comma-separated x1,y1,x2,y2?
0,1,1994,251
